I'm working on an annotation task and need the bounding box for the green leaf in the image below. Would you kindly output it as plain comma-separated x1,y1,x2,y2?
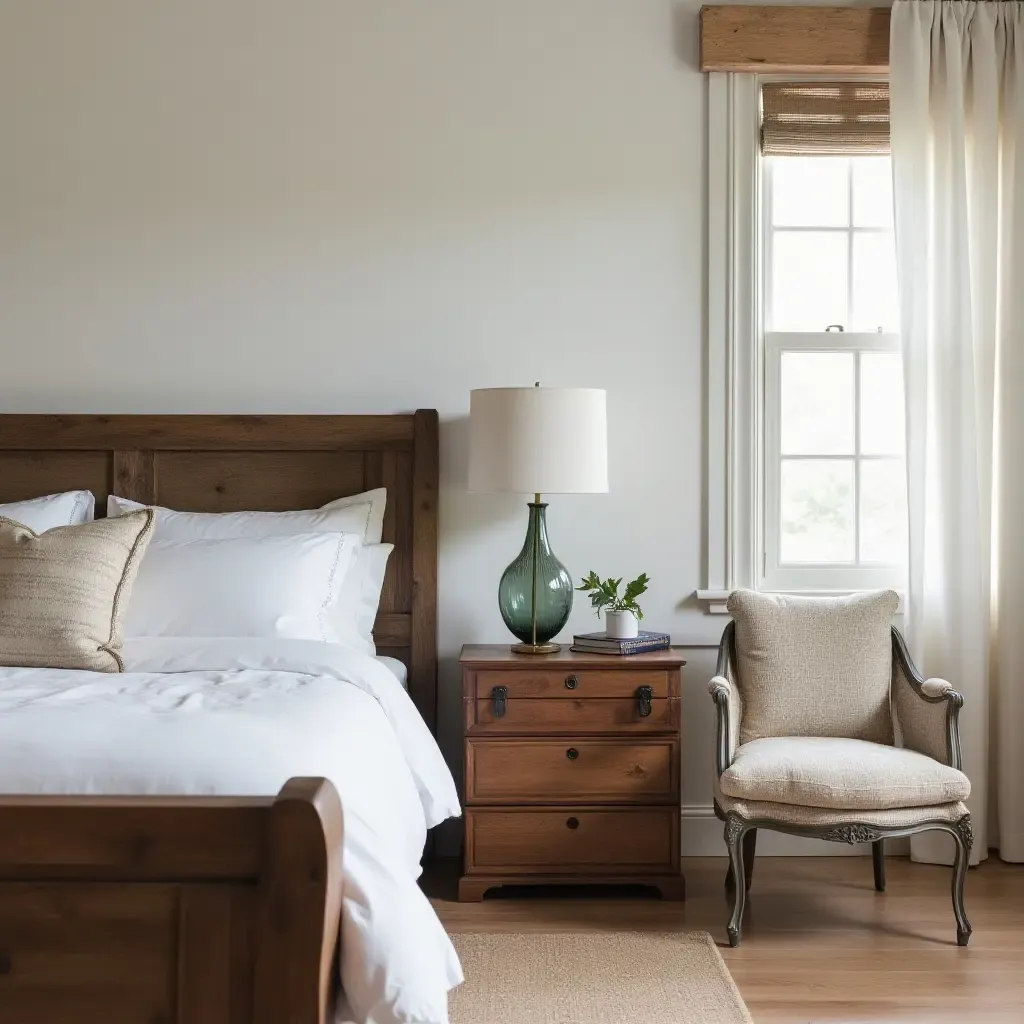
575,570,650,620
622,573,650,605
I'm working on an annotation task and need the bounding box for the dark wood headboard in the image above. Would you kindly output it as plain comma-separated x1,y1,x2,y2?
0,412,439,732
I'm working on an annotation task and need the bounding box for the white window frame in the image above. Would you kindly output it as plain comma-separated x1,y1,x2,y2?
763,331,903,591
696,72,905,614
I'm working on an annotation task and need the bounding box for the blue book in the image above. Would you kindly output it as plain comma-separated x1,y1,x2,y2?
571,630,670,655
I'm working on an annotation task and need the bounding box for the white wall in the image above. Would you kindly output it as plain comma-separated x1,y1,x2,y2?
0,1,871,856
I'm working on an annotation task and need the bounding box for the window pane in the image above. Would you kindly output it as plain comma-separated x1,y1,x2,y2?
851,232,899,331
853,157,893,228
780,459,855,563
781,352,855,454
860,352,905,455
771,232,848,331
860,459,908,564
771,157,849,228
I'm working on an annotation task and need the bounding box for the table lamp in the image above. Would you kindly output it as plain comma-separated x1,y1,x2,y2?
468,384,608,654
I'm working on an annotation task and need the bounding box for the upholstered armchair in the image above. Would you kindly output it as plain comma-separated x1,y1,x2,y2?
709,590,972,948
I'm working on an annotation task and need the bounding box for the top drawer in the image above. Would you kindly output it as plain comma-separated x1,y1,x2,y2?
471,668,672,700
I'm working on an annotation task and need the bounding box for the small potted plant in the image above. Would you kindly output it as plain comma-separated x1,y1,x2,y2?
576,571,650,639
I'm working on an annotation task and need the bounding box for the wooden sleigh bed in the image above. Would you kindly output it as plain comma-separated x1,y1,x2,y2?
0,412,439,1024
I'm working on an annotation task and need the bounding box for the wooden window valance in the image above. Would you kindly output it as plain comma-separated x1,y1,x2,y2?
700,6,891,74
761,82,890,156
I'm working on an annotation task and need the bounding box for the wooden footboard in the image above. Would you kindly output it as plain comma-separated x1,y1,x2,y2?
0,777,343,1024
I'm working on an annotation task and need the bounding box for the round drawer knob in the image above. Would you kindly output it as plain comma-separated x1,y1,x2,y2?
565,675,579,690
566,747,579,760
566,816,580,830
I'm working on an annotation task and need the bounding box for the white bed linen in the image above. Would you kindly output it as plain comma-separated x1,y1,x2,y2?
0,639,462,1024
376,655,408,689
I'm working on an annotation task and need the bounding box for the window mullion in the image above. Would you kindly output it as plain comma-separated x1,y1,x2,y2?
846,159,854,331
854,350,862,567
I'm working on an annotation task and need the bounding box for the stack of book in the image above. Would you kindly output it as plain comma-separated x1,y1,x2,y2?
570,630,671,656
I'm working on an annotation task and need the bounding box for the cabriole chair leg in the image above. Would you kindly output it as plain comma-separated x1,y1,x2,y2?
872,839,886,892
951,815,973,946
742,828,757,891
725,828,757,893
724,815,747,947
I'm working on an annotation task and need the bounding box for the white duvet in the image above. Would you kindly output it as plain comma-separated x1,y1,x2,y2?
0,639,464,1024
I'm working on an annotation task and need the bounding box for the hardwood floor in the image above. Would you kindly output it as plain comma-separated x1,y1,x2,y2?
425,856,1024,1022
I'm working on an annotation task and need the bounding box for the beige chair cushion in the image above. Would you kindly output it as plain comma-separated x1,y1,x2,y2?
727,589,898,744
0,510,154,672
714,780,969,831
720,736,971,810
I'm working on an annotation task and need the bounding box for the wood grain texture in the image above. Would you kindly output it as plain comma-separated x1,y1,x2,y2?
459,650,685,901
0,778,342,1024
113,449,156,504
177,887,242,1024
466,696,680,733
465,807,679,873
469,667,674,700
700,5,891,73
459,644,686,667
0,412,439,734
430,856,1024,1023
411,410,439,733
465,738,679,804
0,414,414,450
253,778,343,1024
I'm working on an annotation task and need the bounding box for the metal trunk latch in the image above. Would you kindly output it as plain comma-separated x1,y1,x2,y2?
636,685,653,717
491,685,508,718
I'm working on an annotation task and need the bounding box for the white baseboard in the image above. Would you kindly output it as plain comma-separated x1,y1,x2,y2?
681,805,909,857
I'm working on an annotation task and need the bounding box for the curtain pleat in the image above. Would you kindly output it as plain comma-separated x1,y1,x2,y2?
890,0,1024,865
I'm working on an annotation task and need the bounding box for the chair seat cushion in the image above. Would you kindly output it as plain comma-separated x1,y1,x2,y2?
720,737,971,810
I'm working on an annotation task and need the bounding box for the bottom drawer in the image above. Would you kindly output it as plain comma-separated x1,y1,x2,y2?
465,806,678,875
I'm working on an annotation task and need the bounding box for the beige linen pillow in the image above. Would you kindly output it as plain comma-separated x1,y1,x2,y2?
727,589,898,745
0,510,154,671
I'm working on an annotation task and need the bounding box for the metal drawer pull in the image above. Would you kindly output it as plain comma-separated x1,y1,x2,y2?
636,685,653,717
566,747,579,760
566,816,580,830
565,675,579,690
491,685,508,718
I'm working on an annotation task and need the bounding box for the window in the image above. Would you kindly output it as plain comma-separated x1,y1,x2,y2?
762,155,907,591
700,76,907,614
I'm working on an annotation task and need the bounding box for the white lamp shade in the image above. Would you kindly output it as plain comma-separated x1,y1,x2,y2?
468,386,608,494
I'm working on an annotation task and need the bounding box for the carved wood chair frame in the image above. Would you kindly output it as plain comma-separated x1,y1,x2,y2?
711,621,973,948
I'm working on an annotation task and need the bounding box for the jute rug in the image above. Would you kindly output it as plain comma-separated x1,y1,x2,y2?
449,931,753,1024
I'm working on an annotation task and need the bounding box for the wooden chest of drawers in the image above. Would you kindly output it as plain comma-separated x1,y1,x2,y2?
458,645,686,901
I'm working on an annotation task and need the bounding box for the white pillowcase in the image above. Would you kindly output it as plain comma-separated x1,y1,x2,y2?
0,491,94,532
107,488,386,545
125,533,358,642
108,490,390,653
335,541,394,653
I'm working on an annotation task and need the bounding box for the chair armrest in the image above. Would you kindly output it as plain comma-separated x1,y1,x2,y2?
709,621,743,776
891,627,964,769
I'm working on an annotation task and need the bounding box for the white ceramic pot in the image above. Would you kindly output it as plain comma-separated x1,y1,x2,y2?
604,610,639,639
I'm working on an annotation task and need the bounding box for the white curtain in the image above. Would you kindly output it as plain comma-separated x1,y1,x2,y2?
890,0,1024,864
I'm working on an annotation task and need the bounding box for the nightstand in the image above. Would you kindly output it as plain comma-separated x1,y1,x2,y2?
458,644,686,901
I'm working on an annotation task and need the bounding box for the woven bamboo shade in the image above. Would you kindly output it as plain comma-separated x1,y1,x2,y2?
761,82,890,156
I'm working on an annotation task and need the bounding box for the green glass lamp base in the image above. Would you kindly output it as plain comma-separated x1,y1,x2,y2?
511,641,562,655
497,502,573,652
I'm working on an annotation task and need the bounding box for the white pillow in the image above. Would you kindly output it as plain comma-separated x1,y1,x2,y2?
335,542,393,654
0,491,94,532
108,490,390,652
124,533,358,642
108,488,386,544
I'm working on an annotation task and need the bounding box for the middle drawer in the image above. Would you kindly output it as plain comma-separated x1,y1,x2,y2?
465,737,679,804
